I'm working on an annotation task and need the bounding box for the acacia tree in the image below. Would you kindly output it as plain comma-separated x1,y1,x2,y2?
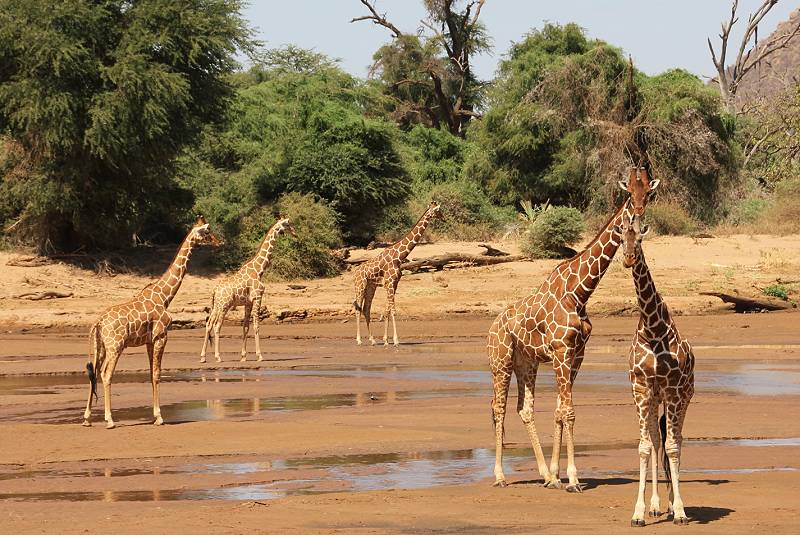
351,0,490,136
708,0,800,112
0,0,252,251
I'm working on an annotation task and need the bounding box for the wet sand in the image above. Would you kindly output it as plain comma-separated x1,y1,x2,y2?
1,314,799,533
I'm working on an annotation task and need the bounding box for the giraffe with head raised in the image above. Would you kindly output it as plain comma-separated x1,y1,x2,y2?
619,213,695,526
200,217,296,363
83,216,220,429
487,167,659,491
353,201,442,346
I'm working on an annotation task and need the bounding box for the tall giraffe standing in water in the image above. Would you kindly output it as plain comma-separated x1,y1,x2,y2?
619,214,694,526
200,217,295,363
488,168,659,491
352,201,442,346
83,216,220,429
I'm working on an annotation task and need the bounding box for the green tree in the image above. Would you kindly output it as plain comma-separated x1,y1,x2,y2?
0,0,252,251
468,23,738,222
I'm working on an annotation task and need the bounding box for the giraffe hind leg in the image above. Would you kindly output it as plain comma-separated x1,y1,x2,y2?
488,325,513,487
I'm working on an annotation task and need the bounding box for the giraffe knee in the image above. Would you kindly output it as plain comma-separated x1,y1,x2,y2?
664,437,681,457
555,406,575,424
638,439,653,457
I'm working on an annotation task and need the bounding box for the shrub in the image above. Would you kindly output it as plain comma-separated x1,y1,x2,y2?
223,192,343,280
521,206,585,258
647,201,698,235
727,197,770,226
763,284,789,300
762,177,800,234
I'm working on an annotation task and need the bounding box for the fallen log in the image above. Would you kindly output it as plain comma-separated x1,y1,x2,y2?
700,291,795,313
6,256,52,267
476,244,510,256
12,290,73,301
401,253,527,273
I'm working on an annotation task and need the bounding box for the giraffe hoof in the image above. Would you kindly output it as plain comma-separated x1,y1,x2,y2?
106,422,115,430
492,480,508,488
153,417,164,426
630,519,646,527
566,484,583,493
199,357,206,363
543,479,562,490
82,420,91,427
649,510,661,517
240,356,247,362
673,517,689,526
257,355,264,362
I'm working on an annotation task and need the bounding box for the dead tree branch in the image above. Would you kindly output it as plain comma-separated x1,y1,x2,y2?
350,0,403,37
11,291,73,301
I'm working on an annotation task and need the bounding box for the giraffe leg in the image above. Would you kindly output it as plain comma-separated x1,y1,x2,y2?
252,296,264,361
631,389,654,527
213,308,228,363
563,347,585,492
240,301,252,362
647,402,662,516
514,353,552,485
354,279,367,345
151,331,167,426
488,324,513,487
101,347,121,429
362,284,376,346
199,318,212,363
383,280,399,346
666,398,691,525
83,335,105,426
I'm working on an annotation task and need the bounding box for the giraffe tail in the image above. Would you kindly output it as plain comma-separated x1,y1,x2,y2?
353,300,362,313
86,323,100,402
659,411,671,483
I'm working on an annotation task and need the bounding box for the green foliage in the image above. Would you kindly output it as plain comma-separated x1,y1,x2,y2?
727,197,770,226
182,57,409,244
468,23,738,223
223,193,342,280
763,284,789,301
646,201,698,235
521,206,585,258
0,0,253,251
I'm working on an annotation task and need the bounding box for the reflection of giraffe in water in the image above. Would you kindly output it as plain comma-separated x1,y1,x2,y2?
487,168,659,490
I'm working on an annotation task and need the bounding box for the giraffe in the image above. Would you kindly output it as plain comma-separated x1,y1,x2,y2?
619,213,695,526
487,167,659,491
353,201,442,346
200,217,296,363
83,216,220,429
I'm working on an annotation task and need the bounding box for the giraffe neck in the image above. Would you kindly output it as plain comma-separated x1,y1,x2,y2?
569,199,633,304
153,232,196,309
632,249,671,339
392,212,433,262
251,226,281,277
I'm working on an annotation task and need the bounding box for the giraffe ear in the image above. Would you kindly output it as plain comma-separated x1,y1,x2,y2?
612,224,623,234
618,180,629,192
640,224,650,236
649,179,660,191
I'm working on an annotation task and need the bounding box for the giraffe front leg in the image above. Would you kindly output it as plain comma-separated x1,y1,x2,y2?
213,316,223,363
151,332,167,426
648,406,662,517
199,320,211,363
363,284,376,346
631,395,654,526
383,280,399,347
666,399,690,525
515,357,553,484
240,301,252,362
252,297,263,361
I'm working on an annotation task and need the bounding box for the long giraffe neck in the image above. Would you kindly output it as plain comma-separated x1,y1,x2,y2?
153,232,197,309
632,249,671,339
392,211,434,262
569,199,633,304
251,225,282,277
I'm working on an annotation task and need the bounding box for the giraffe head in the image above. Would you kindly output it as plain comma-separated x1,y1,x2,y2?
618,167,659,216
426,200,443,220
189,216,222,246
615,214,650,268
275,216,297,238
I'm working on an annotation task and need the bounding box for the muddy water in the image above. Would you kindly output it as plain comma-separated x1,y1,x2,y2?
1,438,797,503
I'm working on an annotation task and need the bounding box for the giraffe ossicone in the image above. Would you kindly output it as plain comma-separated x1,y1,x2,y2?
621,214,694,527
83,216,220,429
200,217,296,363
352,201,442,347
487,167,657,491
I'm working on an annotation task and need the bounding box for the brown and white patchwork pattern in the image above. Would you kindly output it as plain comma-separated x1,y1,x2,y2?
621,214,695,527
352,201,441,346
83,217,220,429
200,218,295,363
487,167,658,492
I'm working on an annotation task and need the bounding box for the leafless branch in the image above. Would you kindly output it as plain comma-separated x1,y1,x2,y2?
350,0,403,38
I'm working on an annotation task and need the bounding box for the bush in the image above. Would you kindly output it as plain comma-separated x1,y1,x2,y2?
647,201,698,235
521,206,585,258
763,284,789,301
222,192,342,280
727,197,770,226
762,177,800,234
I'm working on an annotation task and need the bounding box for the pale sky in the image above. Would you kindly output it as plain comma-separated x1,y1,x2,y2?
243,0,799,80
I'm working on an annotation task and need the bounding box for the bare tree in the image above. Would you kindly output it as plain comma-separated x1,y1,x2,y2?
708,0,800,112
351,0,489,136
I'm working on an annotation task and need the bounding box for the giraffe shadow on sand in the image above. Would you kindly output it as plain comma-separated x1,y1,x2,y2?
647,506,735,525
506,477,731,492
